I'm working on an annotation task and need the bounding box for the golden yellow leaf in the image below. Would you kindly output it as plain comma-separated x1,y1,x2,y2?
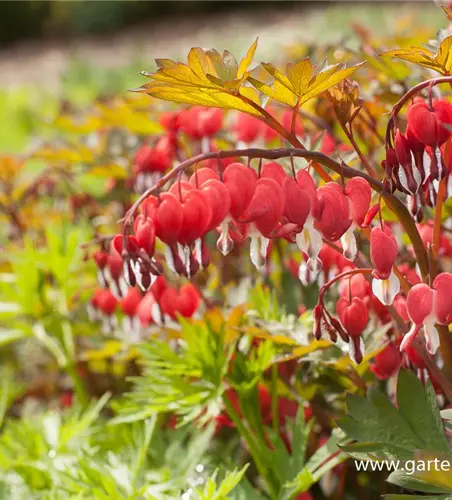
286,59,313,95
382,36,452,75
291,340,333,357
251,59,364,108
137,41,265,117
96,101,162,135
227,306,246,327
436,36,452,74
247,77,297,107
89,163,128,179
240,327,298,346
262,63,295,92
138,82,263,116
204,308,225,334
0,156,24,183
53,114,103,134
237,38,258,79
300,63,364,105
82,340,123,360
33,145,94,164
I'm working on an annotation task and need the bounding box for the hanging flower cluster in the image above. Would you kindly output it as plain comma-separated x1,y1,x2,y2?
116,161,374,287
91,245,201,336
384,98,452,220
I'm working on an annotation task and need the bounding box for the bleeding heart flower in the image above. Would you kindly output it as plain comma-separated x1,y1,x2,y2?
370,224,398,280
292,170,323,281
223,163,257,219
149,276,168,302
120,287,142,338
176,189,212,244
133,215,156,257
370,342,402,380
394,130,425,196
160,283,201,320
370,224,400,305
340,273,371,302
407,100,452,147
189,167,219,187
93,250,109,287
315,182,352,242
336,296,369,338
283,177,311,229
417,223,452,258
401,272,452,354
198,179,231,232
97,289,118,317
120,287,142,317
143,193,183,246
339,177,372,261
235,113,262,144
134,145,171,173
345,177,372,227
336,296,368,364
179,107,223,140
136,291,161,326
238,177,285,270
261,161,287,186
105,250,130,298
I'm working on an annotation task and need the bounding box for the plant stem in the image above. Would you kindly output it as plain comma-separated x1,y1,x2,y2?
431,176,447,278
239,94,333,182
271,363,279,435
385,76,452,145
59,292,89,406
66,362,89,407
339,121,377,177
122,147,382,227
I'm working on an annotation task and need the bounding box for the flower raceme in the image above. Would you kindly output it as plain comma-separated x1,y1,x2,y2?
384,99,452,220
117,161,374,287
401,272,452,355
89,276,201,337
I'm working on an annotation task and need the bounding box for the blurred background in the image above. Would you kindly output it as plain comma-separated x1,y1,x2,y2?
0,1,444,153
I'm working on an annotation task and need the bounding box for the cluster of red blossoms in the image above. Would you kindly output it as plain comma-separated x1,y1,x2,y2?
383,98,452,220
92,96,452,366
119,161,374,283
132,106,313,193
89,255,201,336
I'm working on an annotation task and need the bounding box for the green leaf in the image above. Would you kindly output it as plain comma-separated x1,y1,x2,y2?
397,370,449,454
337,388,425,453
340,442,413,461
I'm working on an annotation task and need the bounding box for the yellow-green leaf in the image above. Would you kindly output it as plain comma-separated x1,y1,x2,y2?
247,77,297,107
137,41,264,116
237,38,258,79
382,36,452,75
299,63,364,105
286,58,313,95
251,59,363,108
138,82,262,116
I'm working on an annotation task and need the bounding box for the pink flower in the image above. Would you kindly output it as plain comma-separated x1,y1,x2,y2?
370,225,398,280
401,272,452,354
